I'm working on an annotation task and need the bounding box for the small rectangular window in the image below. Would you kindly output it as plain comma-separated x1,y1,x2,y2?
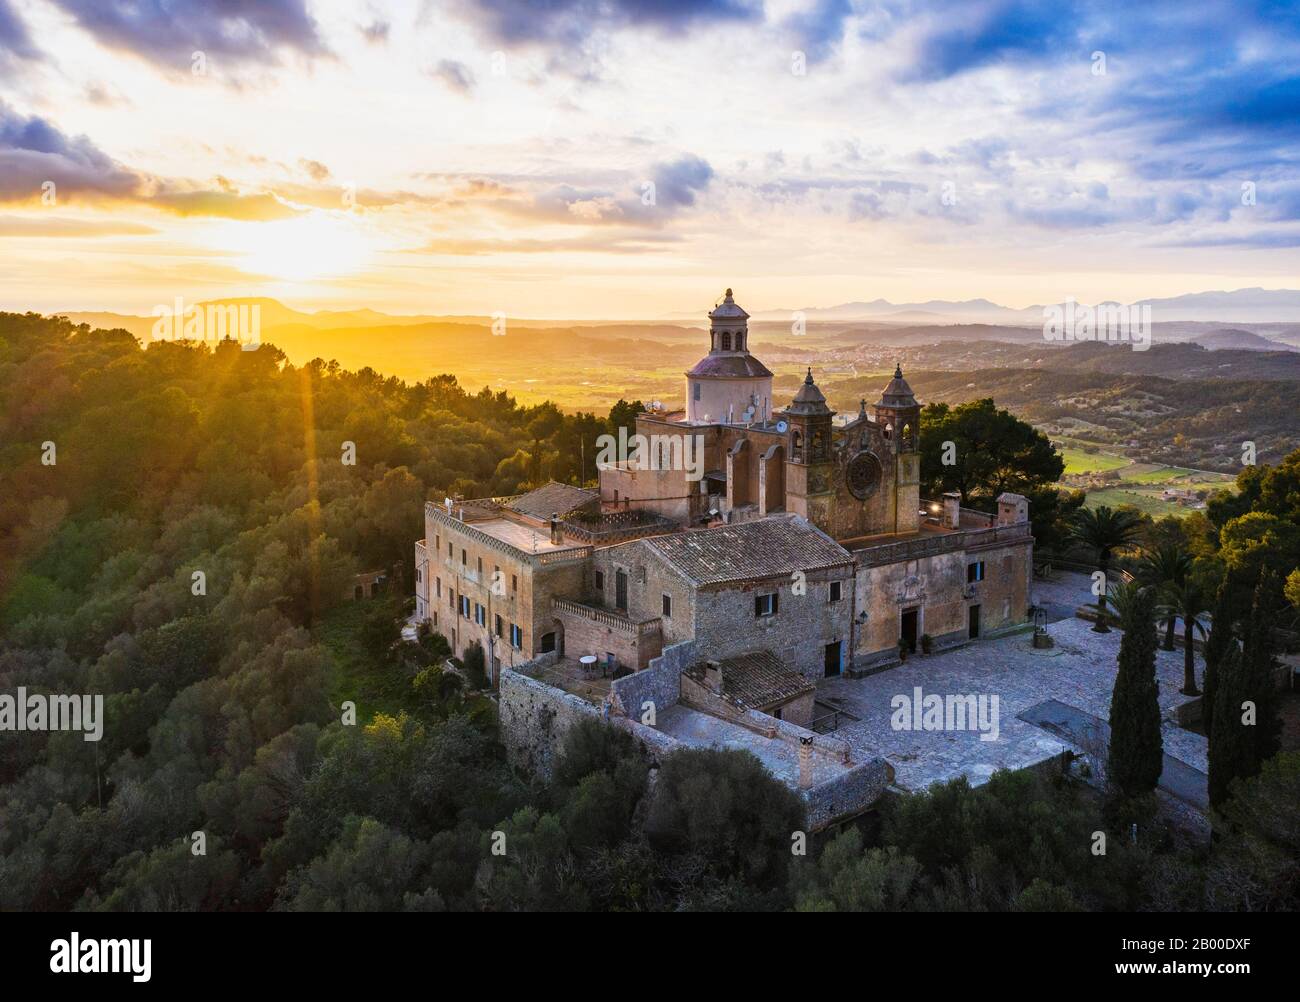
755,593,777,617
510,624,522,649
512,574,518,592
461,549,467,565
693,381,701,401
495,615,503,638
595,570,604,592
436,577,441,597
829,580,842,602
967,561,985,583
662,593,672,617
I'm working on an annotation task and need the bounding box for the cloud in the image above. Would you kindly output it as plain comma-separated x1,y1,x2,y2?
359,20,390,44
0,215,158,237
900,0,1087,82
442,0,761,48
47,0,328,72
414,232,682,255
0,101,301,220
0,0,39,75
780,0,855,63
0,101,140,200
146,187,300,221
429,58,475,94
299,158,331,182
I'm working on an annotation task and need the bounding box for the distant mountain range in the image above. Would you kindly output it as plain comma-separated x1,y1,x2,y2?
736,287,1300,325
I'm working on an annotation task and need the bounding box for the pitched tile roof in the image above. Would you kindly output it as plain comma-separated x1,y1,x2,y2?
506,482,600,521
685,650,815,709
643,515,852,586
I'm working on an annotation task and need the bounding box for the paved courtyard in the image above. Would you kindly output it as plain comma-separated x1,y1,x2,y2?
817,596,1209,797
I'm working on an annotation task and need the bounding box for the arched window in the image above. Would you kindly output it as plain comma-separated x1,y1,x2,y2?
735,333,744,351
721,332,732,351
884,422,893,440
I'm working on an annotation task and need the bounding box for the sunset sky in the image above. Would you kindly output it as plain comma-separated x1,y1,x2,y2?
1,0,1298,319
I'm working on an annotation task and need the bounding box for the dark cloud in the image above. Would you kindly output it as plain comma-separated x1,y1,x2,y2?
780,0,854,63
0,101,299,220
0,0,40,76
48,0,328,72
429,58,476,94
442,0,761,48
900,0,1087,82
494,154,715,226
0,100,140,200
649,154,714,209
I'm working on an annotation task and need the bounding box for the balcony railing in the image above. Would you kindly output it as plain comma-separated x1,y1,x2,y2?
855,521,1032,568
552,597,661,638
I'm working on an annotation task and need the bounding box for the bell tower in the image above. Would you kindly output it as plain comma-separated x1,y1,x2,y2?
873,364,921,534
684,288,773,424
783,368,835,530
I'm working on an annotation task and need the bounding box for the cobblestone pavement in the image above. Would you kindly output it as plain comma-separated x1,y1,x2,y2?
818,614,1207,793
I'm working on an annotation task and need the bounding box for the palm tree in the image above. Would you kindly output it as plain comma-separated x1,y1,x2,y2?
1106,579,1150,632
1069,506,1144,632
1138,543,1194,650
1158,579,1211,695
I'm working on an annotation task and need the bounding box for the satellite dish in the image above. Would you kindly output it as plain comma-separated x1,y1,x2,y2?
775,420,789,434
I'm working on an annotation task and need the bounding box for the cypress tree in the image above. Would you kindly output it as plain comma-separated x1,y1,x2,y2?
1208,645,1255,809
1108,585,1163,798
1240,570,1283,764
1200,585,1234,740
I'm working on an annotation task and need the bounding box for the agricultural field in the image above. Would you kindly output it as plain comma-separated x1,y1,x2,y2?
1056,445,1131,475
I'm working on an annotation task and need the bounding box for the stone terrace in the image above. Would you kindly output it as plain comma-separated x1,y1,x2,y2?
818,607,1208,793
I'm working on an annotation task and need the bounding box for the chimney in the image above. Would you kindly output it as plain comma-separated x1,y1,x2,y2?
996,492,1029,526
549,512,562,545
942,491,962,529
798,735,814,789
704,660,724,694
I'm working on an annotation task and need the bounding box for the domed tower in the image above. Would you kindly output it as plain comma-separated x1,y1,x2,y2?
685,288,773,424
783,367,835,527
873,364,922,533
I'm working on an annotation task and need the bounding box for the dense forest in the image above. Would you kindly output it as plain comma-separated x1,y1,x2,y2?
0,314,1295,911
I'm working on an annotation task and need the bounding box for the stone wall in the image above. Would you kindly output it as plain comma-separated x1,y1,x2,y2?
553,599,662,670
693,569,855,681
612,639,692,719
852,533,1033,671
498,663,601,780
802,759,893,830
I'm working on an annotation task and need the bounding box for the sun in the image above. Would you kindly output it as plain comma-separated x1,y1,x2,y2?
211,212,375,282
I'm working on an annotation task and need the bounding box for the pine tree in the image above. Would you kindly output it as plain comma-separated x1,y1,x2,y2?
1200,585,1234,740
1108,585,1163,799
1208,645,1256,809
1240,570,1283,764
